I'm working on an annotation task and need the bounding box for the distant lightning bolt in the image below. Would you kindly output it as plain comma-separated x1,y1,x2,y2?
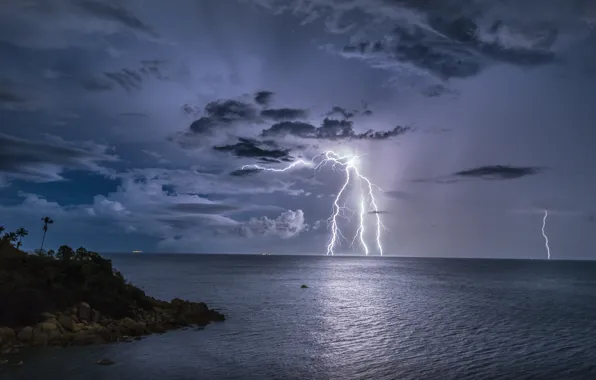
239,150,385,256
542,209,551,260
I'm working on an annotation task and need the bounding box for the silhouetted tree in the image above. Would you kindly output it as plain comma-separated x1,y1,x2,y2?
40,217,54,252
56,245,75,261
15,227,28,250
0,231,17,250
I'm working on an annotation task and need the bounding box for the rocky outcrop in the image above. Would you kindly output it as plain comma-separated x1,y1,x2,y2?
0,299,224,355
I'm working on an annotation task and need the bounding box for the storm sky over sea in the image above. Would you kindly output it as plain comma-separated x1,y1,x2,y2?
1,0,595,258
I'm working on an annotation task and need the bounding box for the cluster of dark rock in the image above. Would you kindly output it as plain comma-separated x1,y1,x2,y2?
0,298,224,355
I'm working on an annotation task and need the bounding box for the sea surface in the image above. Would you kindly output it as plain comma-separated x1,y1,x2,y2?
3,255,596,380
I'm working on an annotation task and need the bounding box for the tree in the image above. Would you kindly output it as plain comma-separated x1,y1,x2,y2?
0,226,4,235
0,232,17,250
40,217,54,252
15,228,28,250
56,245,75,261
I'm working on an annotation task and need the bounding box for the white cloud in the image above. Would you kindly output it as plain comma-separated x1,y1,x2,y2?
237,209,306,239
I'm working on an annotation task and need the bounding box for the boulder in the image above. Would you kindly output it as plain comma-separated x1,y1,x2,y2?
58,315,78,332
40,312,55,320
17,327,33,343
91,309,101,324
71,331,105,346
0,327,15,341
39,322,58,332
78,302,91,321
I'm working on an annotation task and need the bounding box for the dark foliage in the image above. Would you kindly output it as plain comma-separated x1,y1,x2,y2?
0,245,154,328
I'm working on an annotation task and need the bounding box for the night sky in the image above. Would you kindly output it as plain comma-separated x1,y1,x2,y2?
1,0,595,258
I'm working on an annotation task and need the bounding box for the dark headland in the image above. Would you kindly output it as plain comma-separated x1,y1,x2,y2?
0,239,225,358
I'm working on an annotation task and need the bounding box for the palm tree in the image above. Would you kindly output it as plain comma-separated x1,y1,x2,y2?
15,228,28,250
40,217,54,252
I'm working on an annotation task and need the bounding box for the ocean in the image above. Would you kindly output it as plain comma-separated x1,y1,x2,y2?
3,254,596,380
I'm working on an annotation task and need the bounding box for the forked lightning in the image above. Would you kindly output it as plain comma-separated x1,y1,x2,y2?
241,151,385,255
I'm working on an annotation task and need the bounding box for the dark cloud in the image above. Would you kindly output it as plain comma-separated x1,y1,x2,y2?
174,98,262,146
168,203,239,214
413,165,545,184
181,104,200,118
229,168,261,177
205,99,257,121
254,90,274,106
261,121,317,138
261,107,308,121
213,137,293,160
0,80,39,111
72,0,158,38
177,92,406,148
341,16,556,81
0,88,27,105
368,210,389,214
454,165,544,179
0,133,117,185
0,87,28,109
326,106,355,119
261,119,411,141
83,61,167,93
80,76,114,92
186,99,258,135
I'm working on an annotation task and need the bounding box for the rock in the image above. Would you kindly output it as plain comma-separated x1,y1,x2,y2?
78,302,91,321
58,315,77,332
40,312,55,320
31,325,48,347
301,284,308,288
0,327,16,341
0,358,7,365
71,331,105,346
39,322,58,332
10,360,23,367
97,359,114,366
91,310,101,324
17,327,33,343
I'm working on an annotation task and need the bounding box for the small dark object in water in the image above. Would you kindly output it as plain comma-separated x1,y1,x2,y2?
97,359,114,366
301,284,308,288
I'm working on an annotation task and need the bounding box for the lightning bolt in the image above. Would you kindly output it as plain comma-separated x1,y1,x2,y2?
240,150,385,256
542,209,551,260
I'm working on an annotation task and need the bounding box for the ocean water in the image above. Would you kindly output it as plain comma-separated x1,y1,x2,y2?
3,255,596,380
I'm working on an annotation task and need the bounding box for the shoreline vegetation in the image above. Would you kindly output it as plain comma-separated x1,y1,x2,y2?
0,222,225,364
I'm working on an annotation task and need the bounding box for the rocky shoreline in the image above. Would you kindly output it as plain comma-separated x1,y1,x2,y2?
0,298,224,356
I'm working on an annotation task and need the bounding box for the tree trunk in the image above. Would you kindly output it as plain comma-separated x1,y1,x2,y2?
40,230,47,252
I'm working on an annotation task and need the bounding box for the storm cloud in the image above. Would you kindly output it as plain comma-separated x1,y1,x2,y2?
261,119,411,140
213,137,293,161
0,133,118,185
414,165,545,184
